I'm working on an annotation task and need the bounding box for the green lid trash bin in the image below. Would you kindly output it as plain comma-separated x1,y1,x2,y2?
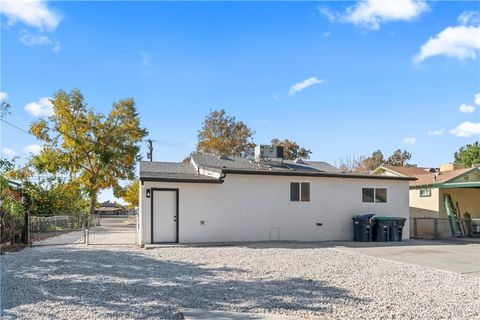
372,217,406,242
372,217,393,242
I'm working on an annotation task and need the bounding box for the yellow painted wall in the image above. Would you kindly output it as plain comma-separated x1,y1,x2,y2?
439,188,480,219
409,188,440,218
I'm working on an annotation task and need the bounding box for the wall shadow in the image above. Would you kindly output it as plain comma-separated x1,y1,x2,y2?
2,246,368,319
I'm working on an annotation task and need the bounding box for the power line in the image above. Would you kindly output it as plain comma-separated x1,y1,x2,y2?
0,118,31,135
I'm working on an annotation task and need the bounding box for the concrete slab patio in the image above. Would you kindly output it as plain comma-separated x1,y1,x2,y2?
329,240,480,277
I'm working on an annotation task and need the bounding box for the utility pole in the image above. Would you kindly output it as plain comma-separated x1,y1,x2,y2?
147,139,153,162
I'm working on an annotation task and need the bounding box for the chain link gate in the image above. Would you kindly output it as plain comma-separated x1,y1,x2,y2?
87,214,138,245
29,215,88,246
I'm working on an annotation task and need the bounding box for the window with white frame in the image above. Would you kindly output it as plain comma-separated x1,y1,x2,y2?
362,187,387,203
419,188,431,197
290,182,310,202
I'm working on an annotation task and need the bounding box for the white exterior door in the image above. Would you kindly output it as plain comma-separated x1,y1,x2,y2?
152,190,177,243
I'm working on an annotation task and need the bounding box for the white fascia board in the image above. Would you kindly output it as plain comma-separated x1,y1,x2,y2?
199,167,222,179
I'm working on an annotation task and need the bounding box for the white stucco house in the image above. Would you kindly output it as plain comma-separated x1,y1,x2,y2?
139,146,413,245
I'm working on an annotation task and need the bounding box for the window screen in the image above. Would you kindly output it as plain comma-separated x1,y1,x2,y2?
375,188,387,203
301,182,310,202
290,182,300,202
362,188,374,203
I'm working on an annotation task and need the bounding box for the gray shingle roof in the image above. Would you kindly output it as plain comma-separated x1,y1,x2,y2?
139,161,221,182
191,153,340,173
140,153,414,182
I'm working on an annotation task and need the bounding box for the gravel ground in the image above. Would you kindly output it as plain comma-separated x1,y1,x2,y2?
31,230,86,246
1,241,479,320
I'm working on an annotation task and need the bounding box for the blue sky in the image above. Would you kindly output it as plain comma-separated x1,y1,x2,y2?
1,0,479,203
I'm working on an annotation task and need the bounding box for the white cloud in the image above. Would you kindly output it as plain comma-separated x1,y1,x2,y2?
323,31,331,37
23,144,42,155
415,12,480,62
2,147,16,157
288,77,325,96
24,97,54,117
320,0,428,31
403,137,417,145
19,31,61,51
0,92,7,101
459,103,476,113
450,121,480,137
0,0,61,31
318,7,338,22
427,129,444,136
475,93,480,105
458,11,480,26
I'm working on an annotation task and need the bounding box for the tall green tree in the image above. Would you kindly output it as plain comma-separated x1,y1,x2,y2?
196,109,255,157
19,178,89,216
454,141,480,168
0,158,25,244
270,138,312,160
29,89,147,215
386,149,412,166
364,149,385,171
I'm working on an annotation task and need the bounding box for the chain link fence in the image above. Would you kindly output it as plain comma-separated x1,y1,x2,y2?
29,215,93,245
411,217,480,240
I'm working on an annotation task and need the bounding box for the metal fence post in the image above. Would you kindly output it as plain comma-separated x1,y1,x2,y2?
135,215,139,245
26,214,30,245
85,228,89,245
413,218,417,239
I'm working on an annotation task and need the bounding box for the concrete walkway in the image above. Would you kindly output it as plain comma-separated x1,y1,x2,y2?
182,308,324,319
331,240,480,277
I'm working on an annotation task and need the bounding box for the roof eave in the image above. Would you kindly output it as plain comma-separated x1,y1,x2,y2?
222,169,416,181
140,177,224,184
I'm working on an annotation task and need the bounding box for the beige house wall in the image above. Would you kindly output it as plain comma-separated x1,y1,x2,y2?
410,187,480,239
409,188,440,218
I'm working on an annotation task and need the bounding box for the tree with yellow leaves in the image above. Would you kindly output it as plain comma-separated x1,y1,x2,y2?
122,180,139,209
29,89,147,216
196,109,255,157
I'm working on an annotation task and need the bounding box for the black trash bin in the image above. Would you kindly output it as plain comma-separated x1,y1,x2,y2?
372,217,392,242
389,217,407,241
352,214,375,242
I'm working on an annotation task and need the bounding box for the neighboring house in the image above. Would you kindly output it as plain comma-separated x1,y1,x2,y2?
371,165,432,177
138,145,413,245
95,201,128,215
5,179,22,201
372,164,480,238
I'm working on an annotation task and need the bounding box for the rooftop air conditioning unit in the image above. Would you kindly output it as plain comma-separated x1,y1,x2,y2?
255,145,284,160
